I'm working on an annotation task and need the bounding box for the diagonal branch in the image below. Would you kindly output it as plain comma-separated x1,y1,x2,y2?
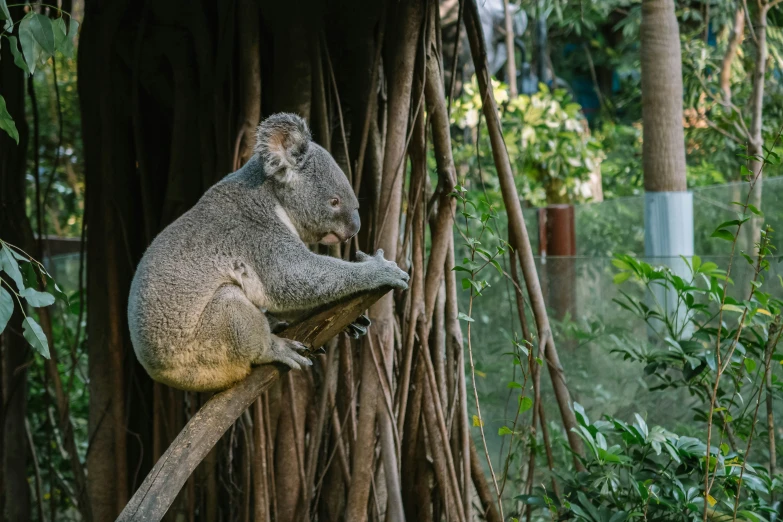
116,286,392,522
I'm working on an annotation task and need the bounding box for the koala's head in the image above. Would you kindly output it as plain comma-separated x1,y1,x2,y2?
255,113,360,245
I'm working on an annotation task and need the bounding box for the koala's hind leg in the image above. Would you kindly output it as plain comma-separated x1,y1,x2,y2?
199,286,312,379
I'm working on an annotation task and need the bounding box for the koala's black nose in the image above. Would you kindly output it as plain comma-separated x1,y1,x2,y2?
349,209,361,238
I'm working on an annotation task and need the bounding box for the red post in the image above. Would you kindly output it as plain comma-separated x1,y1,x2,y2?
538,205,576,321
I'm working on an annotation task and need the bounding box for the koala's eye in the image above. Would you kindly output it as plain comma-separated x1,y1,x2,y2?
330,197,340,208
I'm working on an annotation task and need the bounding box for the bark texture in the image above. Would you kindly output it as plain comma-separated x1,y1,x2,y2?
641,0,687,192
0,7,32,517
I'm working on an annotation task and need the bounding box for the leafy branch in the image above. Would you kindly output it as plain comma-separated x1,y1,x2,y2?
0,238,68,357
0,0,78,143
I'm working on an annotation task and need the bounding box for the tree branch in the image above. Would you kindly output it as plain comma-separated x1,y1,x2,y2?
117,286,392,522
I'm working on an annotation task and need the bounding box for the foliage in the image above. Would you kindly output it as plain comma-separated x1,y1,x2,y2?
522,405,781,521
0,239,68,357
451,77,605,206
26,52,85,237
543,0,783,195
0,1,78,142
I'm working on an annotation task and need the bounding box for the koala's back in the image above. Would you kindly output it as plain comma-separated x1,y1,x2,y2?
128,176,262,373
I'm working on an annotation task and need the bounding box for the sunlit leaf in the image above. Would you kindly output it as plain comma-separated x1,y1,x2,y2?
721,304,744,313
613,271,631,285
457,312,474,322
498,426,513,436
472,415,483,427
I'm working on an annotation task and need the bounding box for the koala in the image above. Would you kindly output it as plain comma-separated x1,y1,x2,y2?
127,113,409,392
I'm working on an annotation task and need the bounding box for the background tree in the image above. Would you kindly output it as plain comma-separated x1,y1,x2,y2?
1,0,782,520
0,4,33,520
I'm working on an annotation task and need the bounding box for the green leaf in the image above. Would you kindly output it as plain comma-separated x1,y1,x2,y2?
0,95,19,144
20,261,40,290
746,203,763,217
28,13,55,57
52,17,67,52
507,381,523,389
613,271,631,285
0,287,13,333
711,229,735,242
518,396,533,413
721,303,745,313
716,219,741,229
45,274,68,304
634,413,648,440
0,245,25,291
20,288,54,308
19,14,43,75
457,312,474,323
22,316,50,358
61,18,79,59
498,426,513,436
744,358,757,374
0,0,11,31
7,36,30,76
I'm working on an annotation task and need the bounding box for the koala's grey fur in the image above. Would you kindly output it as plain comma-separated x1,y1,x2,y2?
128,113,409,392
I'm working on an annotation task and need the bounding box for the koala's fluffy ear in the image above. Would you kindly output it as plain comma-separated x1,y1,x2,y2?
255,113,312,183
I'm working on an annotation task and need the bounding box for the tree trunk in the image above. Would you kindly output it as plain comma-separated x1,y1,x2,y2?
719,7,744,105
346,2,422,520
641,0,687,192
747,4,769,181
0,6,33,518
502,0,517,97
640,0,693,337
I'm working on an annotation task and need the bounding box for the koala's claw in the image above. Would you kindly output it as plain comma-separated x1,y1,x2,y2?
344,314,371,339
272,339,313,370
266,314,290,334
271,320,289,334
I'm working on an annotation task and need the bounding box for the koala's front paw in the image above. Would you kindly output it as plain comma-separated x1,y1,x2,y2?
357,249,410,290
271,337,313,370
